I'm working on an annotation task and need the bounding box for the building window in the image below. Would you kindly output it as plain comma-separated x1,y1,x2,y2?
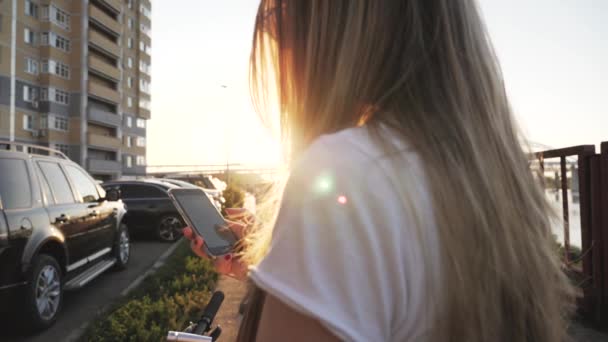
52,6,70,29
139,79,150,94
140,4,151,19
128,0,133,9
40,115,48,129
25,57,39,75
41,5,70,30
40,32,70,52
25,0,38,18
127,97,132,107
127,18,133,29
23,85,38,102
127,77,133,88
40,32,48,45
140,23,150,36
139,60,150,74
23,114,35,131
139,99,151,111
50,115,69,131
55,89,69,105
24,28,36,45
139,41,150,54
40,87,69,105
56,62,69,78
127,57,133,68
125,136,132,147
126,116,132,127
136,118,145,128
53,143,69,156
136,136,145,147
41,60,70,79
127,37,133,49
136,155,145,166
124,155,132,168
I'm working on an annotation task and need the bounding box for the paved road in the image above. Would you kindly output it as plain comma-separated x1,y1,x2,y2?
0,239,175,342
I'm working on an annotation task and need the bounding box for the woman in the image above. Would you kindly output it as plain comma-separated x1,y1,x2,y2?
185,0,574,341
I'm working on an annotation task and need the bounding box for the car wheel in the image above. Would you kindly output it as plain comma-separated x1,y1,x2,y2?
157,215,184,242
113,224,130,270
23,254,63,331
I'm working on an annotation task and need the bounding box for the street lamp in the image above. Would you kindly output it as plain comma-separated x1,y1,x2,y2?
221,85,230,184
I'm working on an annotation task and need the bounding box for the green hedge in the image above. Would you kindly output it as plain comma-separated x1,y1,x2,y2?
83,240,218,342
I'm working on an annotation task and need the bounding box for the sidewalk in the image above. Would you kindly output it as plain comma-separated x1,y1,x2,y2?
214,276,247,341
570,322,608,342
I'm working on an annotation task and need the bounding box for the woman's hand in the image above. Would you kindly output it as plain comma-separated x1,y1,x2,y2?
182,209,253,281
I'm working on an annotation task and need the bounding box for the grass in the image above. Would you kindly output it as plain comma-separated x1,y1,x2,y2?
81,240,218,342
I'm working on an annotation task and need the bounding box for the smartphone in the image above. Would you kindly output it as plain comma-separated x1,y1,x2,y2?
168,188,237,256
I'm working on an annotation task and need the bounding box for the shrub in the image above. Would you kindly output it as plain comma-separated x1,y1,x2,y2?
83,241,218,342
222,183,245,214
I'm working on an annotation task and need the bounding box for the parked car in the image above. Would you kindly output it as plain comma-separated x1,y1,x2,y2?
159,178,224,210
102,179,185,242
0,142,128,330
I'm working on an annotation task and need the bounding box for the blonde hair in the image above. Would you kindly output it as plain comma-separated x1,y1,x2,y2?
240,1,575,341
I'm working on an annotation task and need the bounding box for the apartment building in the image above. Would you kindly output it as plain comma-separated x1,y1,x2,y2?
0,0,151,180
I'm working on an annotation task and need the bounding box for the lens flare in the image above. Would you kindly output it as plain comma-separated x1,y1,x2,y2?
315,175,334,194
337,195,347,204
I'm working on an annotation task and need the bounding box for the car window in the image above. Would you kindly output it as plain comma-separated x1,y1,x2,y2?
38,161,75,204
65,165,100,203
120,184,167,199
0,159,32,209
35,162,55,205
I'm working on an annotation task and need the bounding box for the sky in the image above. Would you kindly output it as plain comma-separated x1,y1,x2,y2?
148,0,607,167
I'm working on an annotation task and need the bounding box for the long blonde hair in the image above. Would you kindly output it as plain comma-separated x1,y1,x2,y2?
240,1,575,341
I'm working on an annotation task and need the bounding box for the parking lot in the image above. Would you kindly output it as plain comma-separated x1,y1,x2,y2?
1,240,176,342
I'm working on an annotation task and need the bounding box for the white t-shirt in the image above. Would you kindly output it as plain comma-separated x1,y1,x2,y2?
249,126,440,342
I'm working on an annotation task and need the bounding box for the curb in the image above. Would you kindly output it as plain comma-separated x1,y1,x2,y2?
64,239,184,342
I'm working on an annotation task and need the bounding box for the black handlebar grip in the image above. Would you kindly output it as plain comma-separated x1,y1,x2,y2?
193,291,225,335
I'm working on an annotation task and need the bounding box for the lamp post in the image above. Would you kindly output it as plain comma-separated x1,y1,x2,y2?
221,85,230,185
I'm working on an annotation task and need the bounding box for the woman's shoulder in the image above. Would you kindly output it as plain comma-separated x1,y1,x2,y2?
287,125,424,208
295,125,411,172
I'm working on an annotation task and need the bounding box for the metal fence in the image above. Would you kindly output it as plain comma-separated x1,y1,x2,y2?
534,142,608,327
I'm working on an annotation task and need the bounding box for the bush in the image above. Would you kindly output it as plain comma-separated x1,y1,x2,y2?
83,241,218,342
222,183,245,214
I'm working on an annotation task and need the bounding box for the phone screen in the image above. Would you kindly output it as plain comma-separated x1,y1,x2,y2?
170,188,237,255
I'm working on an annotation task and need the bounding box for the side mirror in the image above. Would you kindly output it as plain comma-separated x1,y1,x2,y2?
106,188,121,202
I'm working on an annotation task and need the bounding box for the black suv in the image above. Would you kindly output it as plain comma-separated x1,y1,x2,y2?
102,179,185,242
0,142,129,330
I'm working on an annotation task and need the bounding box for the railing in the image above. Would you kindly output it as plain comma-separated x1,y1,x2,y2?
534,142,608,327
88,81,120,104
88,107,121,127
88,158,121,173
89,29,120,58
89,55,120,81
88,133,121,150
89,5,121,36
96,0,121,14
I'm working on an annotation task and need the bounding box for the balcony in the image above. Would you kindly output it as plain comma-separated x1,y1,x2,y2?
88,133,121,150
138,107,151,120
89,55,120,81
89,29,120,58
89,107,121,127
88,159,121,173
88,81,120,104
89,5,121,37
124,164,146,175
95,0,121,15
